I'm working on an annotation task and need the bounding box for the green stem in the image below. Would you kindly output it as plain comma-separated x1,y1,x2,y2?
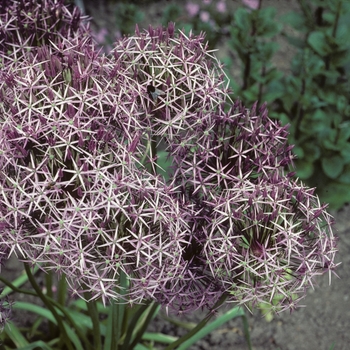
150,134,157,175
0,275,37,297
0,267,93,349
45,271,56,337
122,302,158,350
164,293,228,350
241,313,252,350
57,274,67,306
84,291,102,350
24,263,74,350
332,1,342,38
105,301,119,350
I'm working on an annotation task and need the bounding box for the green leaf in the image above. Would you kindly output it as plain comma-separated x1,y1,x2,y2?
345,105,350,117
241,85,259,103
284,34,306,49
322,155,344,179
234,8,251,32
176,307,246,350
300,109,329,134
0,264,39,298
323,138,340,151
316,181,350,210
256,7,281,37
340,143,350,163
308,31,329,56
336,95,347,113
3,322,29,348
293,146,304,159
295,159,314,179
142,332,178,344
281,11,306,31
134,344,150,350
338,165,350,184
330,49,350,67
17,341,54,350
13,302,84,350
303,143,321,161
271,112,291,126
127,303,160,350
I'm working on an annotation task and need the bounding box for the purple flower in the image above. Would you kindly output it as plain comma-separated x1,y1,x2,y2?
242,0,260,10
0,1,338,316
172,101,295,201
0,0,89,67
200,11,211,23
216,1,227,14
109,23,230,146
186,2,200,17
202,178,337,312
0,20,232,309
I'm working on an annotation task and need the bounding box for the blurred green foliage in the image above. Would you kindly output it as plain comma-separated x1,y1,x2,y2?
115,3,144,35
109,0,350,210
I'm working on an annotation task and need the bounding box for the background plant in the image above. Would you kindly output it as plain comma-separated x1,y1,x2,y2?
272,0,350,210
203,0,350,210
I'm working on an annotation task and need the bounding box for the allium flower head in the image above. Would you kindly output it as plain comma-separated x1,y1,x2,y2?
173,101,295,202
108,23,230,146
0,0,338,316
202,178,337,313
0,18,236,309
165,101,337,313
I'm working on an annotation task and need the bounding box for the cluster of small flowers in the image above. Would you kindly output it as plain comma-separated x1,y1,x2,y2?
0,0,337,315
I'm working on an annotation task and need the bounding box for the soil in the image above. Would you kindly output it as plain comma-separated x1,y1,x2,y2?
2,1,349,349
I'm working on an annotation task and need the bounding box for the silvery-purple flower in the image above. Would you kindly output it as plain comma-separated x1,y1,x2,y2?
0,22,196,304
108,23,230,147
0,0,338,316
171,100,295,211
0,0,90,69
165,101,337,313
0,11,238,309
202,178,337,313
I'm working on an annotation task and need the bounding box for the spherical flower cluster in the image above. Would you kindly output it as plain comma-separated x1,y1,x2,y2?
161,101,337,313
0,0,338,315
202,178,336,313
107,23,230,149
0,2,230,307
